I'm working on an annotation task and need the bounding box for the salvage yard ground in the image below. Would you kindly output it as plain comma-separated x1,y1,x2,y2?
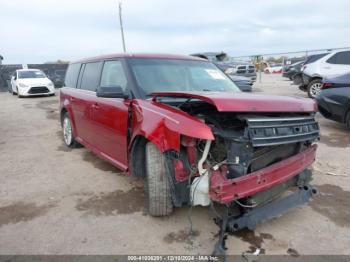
0,74,349,255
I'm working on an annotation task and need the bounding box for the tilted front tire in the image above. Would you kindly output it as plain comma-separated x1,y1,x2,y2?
145,142,173,216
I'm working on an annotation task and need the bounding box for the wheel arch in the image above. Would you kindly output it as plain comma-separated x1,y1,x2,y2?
129,135,149,178
60,107,68,127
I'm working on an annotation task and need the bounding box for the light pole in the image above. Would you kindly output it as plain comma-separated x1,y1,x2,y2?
118,1,126,52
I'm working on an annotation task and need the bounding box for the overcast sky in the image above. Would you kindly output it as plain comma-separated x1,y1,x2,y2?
1,0,350,63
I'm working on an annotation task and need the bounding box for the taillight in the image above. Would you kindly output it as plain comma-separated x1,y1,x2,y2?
322,82,333,89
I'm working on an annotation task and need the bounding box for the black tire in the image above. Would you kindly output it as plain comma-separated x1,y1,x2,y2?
145,142,173,216
62,112,78,148
307,79,323,98
346,111,350,131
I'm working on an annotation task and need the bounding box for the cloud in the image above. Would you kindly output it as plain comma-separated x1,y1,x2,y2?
0,0,350,63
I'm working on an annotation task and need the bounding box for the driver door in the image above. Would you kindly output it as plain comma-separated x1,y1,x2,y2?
90,60,130,170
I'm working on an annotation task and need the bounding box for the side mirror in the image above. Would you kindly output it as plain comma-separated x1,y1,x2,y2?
96,85,128,99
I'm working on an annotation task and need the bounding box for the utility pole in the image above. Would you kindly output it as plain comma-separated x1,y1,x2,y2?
118,1,126,52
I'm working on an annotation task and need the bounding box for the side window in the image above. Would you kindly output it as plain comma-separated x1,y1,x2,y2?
336,51,350,65
327,51,350,65
80,62,102,92
64,63,81,88
327,54,338,64
100,60,128,91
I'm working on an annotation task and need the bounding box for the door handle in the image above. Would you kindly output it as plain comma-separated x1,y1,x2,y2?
92,103,100,109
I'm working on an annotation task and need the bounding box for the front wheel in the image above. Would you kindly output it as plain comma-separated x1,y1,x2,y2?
16,87,22,98
145,142,173,216
307,79,323,98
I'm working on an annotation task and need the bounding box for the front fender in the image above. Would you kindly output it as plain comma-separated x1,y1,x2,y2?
130,99,214,152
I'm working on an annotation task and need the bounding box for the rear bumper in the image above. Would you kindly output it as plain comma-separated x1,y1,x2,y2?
210,145,317,204
226,185,317,232
299,73,311,90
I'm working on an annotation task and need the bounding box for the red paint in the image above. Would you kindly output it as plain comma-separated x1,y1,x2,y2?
173,159,188,182
152,91,317,113
209,145,317,204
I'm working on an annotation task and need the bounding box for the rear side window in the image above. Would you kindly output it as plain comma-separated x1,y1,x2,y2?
327,51,350,65
64,63,81,88
305,53,328,65
80,62,102,91
100,60,128,91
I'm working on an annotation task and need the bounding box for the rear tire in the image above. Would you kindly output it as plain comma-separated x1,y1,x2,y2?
145,142,173,216
307,79,322,98
62,112,78,148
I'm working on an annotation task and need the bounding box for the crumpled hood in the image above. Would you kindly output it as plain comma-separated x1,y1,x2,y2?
152,91,317,112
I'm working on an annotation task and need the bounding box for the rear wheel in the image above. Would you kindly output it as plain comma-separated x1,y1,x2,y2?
307,79,322,98
145,142,173,216
62,112,78,148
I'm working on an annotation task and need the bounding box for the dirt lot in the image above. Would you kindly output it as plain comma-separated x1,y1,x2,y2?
0,74,349,256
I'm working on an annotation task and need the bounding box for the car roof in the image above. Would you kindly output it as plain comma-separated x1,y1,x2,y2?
72,53,206,64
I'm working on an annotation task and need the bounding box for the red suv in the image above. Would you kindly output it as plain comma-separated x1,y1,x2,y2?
60,53,319,233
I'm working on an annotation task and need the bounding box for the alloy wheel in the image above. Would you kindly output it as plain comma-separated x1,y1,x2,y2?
309,82,322,98
63,117,73,146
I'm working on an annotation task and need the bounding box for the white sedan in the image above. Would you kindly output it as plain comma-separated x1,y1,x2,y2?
11,69,55,97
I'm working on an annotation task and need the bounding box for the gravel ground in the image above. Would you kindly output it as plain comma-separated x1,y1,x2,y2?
0,73,349,256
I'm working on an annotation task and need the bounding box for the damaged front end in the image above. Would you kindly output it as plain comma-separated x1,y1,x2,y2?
188,112,319,254
151,92,320,254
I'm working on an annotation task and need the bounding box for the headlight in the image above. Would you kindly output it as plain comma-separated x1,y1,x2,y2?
225,68,235,74
18,83,28,88
48,82,54,87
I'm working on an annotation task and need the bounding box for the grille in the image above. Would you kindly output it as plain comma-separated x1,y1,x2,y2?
245,116,320,147
28,86,50,94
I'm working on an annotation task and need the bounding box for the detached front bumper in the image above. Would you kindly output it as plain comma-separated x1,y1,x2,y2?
210,145,317,204
226,184,317,232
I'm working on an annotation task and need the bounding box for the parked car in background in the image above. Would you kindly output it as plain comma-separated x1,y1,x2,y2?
228,75,253,92
264,63,283,74
282,61,304,80
60,53,319,253
190,52,257,81
225,63,257,81
317,72,350,129
10,69,55,97
299,50,350,98
292,54,329,86
51,69,66,88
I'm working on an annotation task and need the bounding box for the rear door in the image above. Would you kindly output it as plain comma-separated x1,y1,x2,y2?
90,60,130,170
72,62,103,143
325,51,350,75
